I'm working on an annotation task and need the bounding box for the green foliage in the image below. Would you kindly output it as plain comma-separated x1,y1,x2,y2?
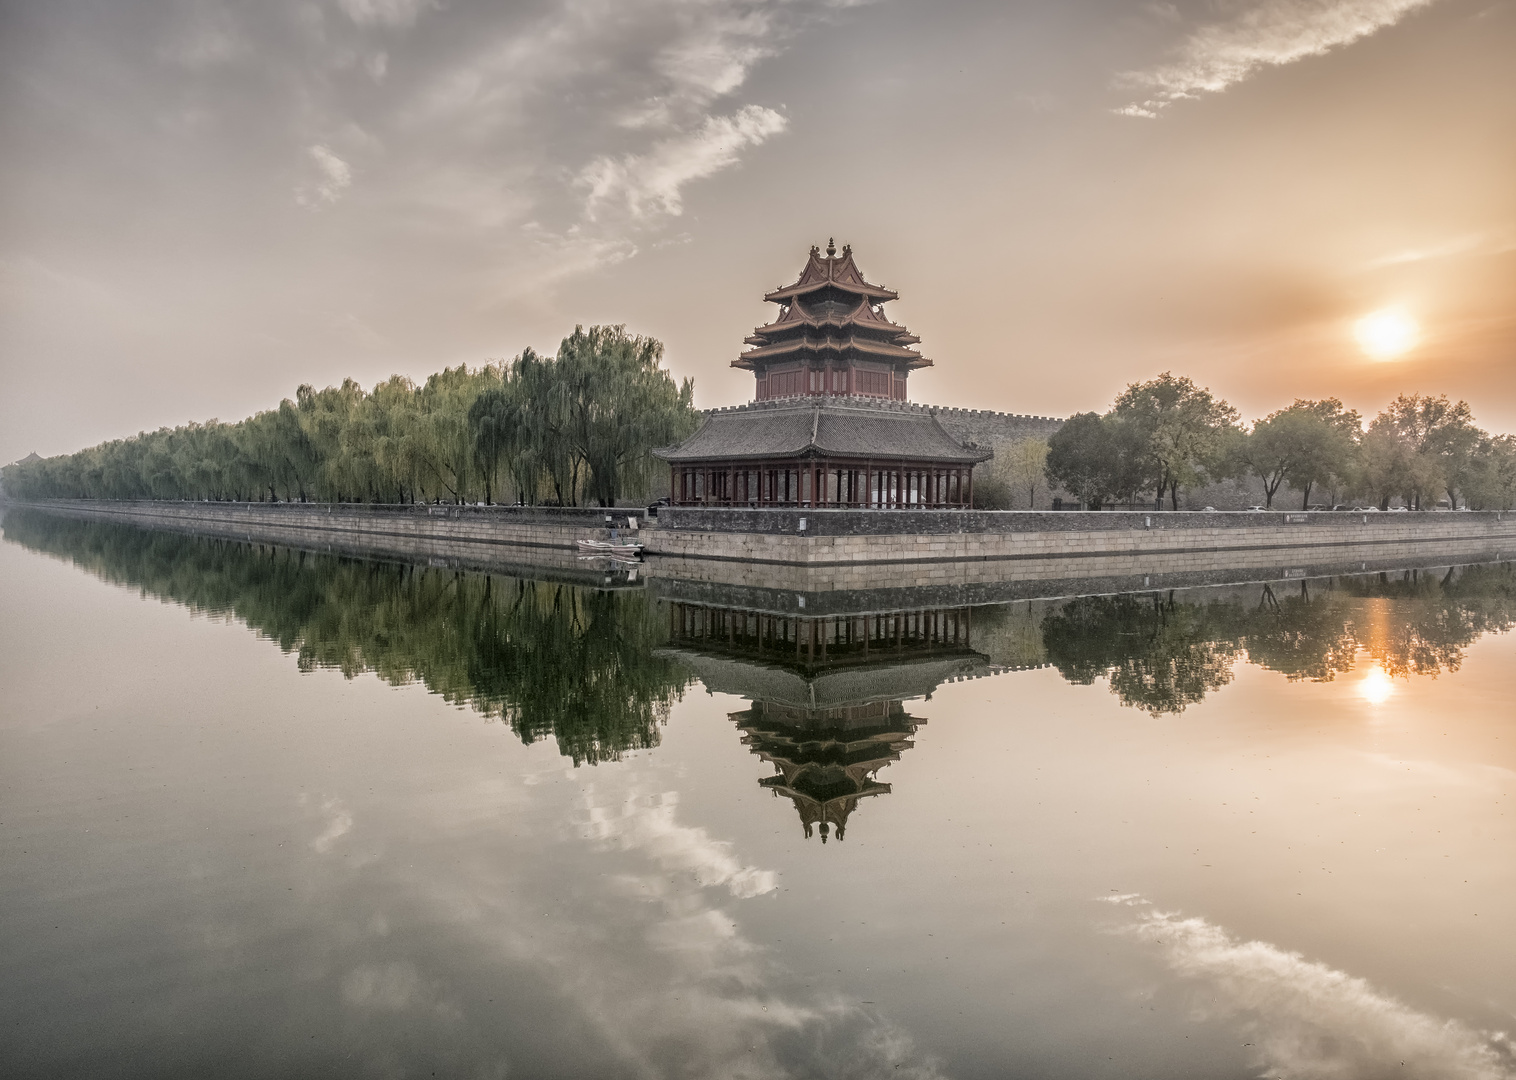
1355,394,1487,510
1043,411,1151,508
1112,372,1242,510
2,509,691,765
1243,398,1362,509
1,327,698,508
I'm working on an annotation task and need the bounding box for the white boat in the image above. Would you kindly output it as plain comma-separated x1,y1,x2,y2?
577,538,644,558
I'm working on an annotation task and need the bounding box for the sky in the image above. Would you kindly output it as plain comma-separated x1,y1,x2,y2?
2,0,1513,464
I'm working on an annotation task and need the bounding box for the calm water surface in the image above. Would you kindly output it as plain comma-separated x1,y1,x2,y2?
2,510,1513,1080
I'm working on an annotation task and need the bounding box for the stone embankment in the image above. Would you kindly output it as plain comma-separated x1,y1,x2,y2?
642,506,1516,597
13,500,647,584
12,501,1514,598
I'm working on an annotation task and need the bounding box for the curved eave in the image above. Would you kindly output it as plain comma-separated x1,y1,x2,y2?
742,326,923,350
733,336,928,366
750,311,917,338
764,281,898,303
656,442,986,464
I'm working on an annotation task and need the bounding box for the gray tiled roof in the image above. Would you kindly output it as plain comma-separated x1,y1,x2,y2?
654,397,993,464
653,648,991,709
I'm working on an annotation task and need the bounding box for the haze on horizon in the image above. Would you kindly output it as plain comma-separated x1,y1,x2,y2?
2,0,1513,466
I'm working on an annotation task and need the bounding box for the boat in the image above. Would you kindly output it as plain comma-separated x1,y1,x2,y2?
577,538,644,558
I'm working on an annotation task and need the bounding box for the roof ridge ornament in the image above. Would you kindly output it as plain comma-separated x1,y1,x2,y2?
826,238,836,257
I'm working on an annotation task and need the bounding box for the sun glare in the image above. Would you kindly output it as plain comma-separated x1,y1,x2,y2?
1354,308,1419,360
1357,666,1394,706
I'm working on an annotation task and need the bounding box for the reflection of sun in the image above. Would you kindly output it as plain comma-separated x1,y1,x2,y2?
1358,665,1394,705
1354,308,1419,360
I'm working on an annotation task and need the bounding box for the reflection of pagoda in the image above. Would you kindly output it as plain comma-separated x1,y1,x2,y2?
734,699,916,842
659,604,993,842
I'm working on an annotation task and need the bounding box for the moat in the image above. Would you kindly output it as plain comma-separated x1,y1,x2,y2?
2,508,1513,1080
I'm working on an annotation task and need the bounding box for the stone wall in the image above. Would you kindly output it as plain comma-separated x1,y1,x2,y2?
926,405,1063,449
16,498,1512,614
924,404,1065,509
16,500,646,585
653,505,1509,537
642,533,1515,606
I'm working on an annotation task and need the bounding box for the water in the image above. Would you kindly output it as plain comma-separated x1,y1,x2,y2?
2,508,1513,1080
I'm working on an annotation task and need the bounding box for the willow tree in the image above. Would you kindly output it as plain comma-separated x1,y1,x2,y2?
555,325,698,507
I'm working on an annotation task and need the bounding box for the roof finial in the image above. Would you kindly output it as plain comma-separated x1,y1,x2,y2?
826,238,835,257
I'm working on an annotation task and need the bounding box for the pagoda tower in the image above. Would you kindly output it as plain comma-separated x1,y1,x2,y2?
738,240,930,402
654,241,991,508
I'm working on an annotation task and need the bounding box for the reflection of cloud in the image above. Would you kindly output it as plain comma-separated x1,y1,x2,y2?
543,776,944,1078
1106,896,1515,1079
309,796,354,853
578,105,787,221
582,787,778,898
342,961,425,1011
1118,0,1440,117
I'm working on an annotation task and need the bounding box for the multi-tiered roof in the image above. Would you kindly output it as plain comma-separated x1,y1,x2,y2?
654,241,989,508
738,240,930,401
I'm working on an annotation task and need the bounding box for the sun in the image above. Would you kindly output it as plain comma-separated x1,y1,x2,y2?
1354,308,1419,360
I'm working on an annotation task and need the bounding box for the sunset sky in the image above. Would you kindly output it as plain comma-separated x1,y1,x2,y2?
2,0,1513,464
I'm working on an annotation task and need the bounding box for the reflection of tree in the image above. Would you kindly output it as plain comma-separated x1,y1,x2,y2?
3,510,689,764
1241,583,1358,683
1039,565,1516,713
1039,594,1242,715
1337,565,1516,679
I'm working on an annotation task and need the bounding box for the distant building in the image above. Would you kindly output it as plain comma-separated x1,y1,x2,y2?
657,242,1037,508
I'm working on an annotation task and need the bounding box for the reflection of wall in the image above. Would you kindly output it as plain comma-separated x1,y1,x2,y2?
659,603,995,842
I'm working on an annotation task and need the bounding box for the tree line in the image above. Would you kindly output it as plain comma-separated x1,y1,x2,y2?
1,325,699,508
1043,373,1516,511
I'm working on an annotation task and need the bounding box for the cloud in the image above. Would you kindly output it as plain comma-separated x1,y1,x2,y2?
578,104,787,220
1107,896,1516,1080
297,144,354,207
653,7,779,108
1364,230,1516,268
336,0,437,29
1118,0,1441,117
